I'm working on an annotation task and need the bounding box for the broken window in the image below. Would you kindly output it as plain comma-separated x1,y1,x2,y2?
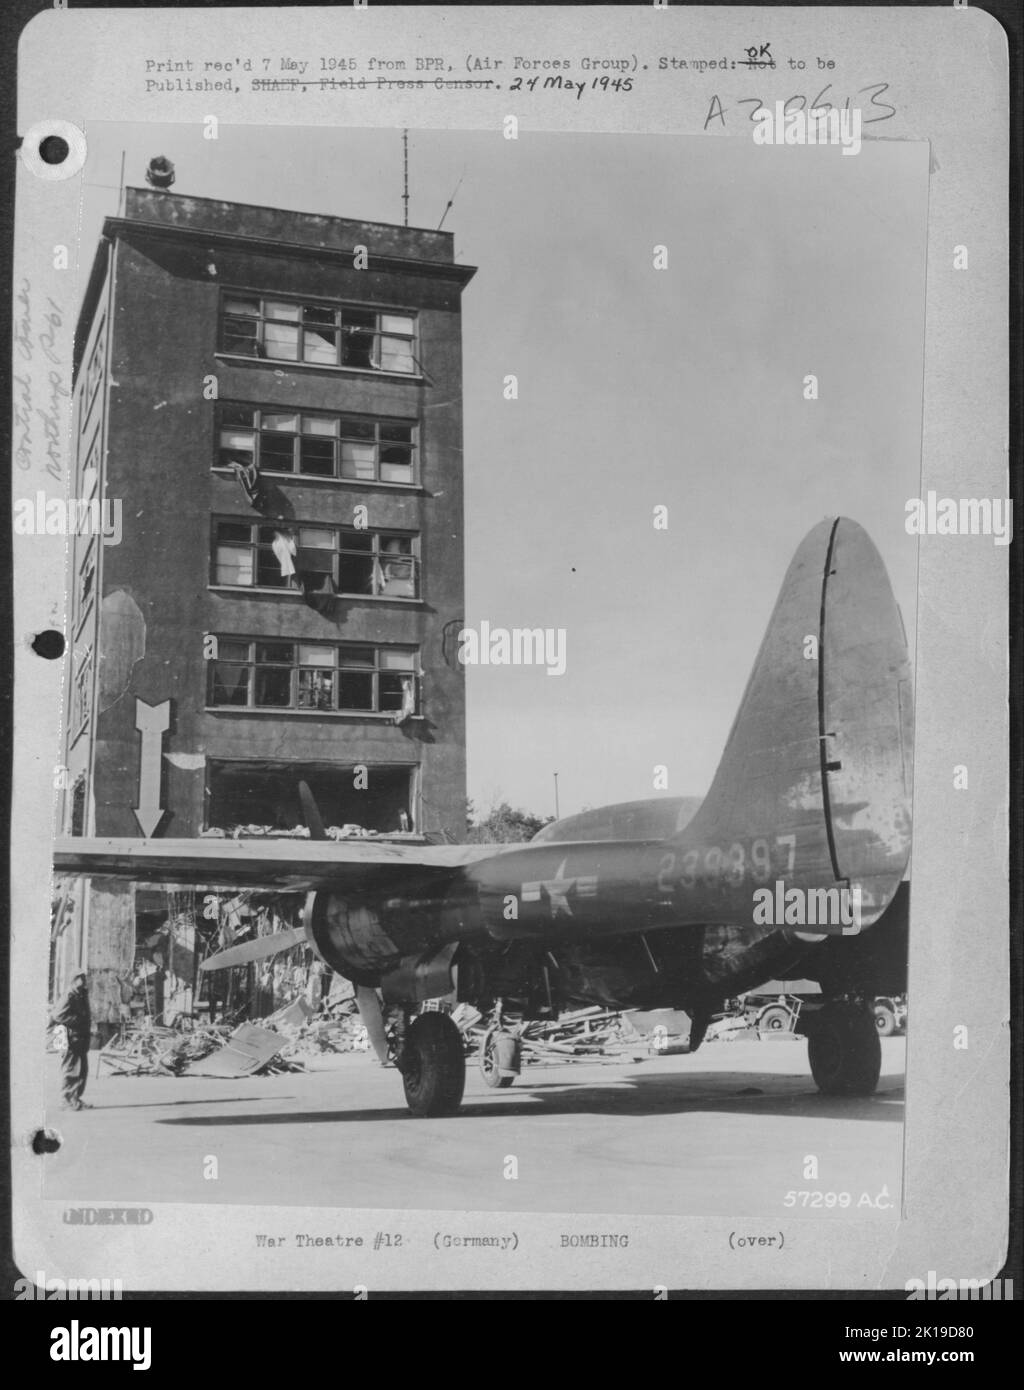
211,517,419,598
76,539,97,627
206,761,416,835
215,405,417,485
219,293,418,374
71,647,93,736
207,639,419,715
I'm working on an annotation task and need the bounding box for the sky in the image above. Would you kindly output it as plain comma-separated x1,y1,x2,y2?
75,122,929,822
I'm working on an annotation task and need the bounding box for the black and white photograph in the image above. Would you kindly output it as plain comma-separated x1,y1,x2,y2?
8,3,1012,1308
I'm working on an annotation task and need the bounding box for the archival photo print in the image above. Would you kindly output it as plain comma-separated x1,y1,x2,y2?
43,120,926,1230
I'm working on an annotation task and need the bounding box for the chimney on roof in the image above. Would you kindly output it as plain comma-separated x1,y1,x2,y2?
145,156,176,190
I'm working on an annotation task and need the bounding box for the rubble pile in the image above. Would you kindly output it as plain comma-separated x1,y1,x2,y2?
264,997,372,1061
98,997,371,1079
458,1005,646,1065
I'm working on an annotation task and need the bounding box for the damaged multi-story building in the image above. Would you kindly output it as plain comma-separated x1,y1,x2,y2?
53,170,476,1038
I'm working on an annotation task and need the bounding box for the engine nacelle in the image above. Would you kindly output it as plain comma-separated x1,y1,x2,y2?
302,884,481,986
303,891,404,984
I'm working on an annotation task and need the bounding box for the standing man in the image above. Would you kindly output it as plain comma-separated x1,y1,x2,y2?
49,970,92,1110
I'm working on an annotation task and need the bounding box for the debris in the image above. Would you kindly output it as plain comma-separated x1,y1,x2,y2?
459,1005,645,1066
184,1023,290,1078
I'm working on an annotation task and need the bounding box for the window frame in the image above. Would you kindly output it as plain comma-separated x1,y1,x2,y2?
215,404,419,488
218,291,419,376
207,638,420,717
209,517,420,599
71,645,94,739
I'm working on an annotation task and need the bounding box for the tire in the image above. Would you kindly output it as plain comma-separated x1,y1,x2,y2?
808,1003,882,1097
400,1013,466,1117
758,1005,792,1033
479,1029,517,1088
873,1003,896,1037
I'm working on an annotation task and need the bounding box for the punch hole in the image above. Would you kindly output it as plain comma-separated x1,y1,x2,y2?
19,120,87,181
31,1127,62,1155
32,630,65,660
39,135,69,165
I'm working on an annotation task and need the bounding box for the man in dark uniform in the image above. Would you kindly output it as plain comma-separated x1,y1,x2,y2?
49,970,92,1110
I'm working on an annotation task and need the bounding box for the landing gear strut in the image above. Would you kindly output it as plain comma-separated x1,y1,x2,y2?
807,1000,881,1097
479,999,521,1089
395,1012,466,1117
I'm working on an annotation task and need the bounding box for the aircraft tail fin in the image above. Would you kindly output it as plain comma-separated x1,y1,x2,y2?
681,518,913,924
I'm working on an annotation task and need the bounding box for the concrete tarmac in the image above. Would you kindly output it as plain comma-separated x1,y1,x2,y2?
42,1038,905,1216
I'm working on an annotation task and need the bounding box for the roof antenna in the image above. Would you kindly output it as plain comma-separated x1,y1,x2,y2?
402,129,409,227
438,167,466,230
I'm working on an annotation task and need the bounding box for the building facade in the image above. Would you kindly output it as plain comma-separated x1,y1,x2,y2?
54,183,475,1032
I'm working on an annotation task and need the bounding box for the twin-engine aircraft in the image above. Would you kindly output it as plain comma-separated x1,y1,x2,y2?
54,517,913,1117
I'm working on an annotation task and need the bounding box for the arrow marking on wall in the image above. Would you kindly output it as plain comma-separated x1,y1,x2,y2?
134,698,170,837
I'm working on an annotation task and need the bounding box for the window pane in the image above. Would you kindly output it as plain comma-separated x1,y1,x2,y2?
217,640,250,661
380,648,416,670
345,309,377,330
339,646,375,668
379,556,415,597
222,320,259,356
380,672,414,711
380,458,413,485
302,415,338,436
256,548,291,588
342,331,375,369
260,435,295,471
255,641,294,663
339,417,375,440
221,405,256,428
338,553,374,595
298,669,335,711
220,429,255,456
265,300,301,321
299,439,336,476
299,644,335,665
298,527,334,549
340,442,376,480
380,314,414,335
216,521,252,543
338,672,374,710
224,298,259,316
302,329,338,365
262,413,299,432
379,336,415,373
214,545,254,586
380,536,412,555
211,664,250,706
339,530,373,552
254,667,292,707
264,322,299,360
379,422,413,444
303,304,337,325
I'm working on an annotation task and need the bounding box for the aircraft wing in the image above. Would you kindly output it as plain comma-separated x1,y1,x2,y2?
52,836,516,892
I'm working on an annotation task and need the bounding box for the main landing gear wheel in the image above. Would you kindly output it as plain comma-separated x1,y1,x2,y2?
808,1002,881,1097
874,1003,897,1037
479,1028,519,1088
399,1013,466,1117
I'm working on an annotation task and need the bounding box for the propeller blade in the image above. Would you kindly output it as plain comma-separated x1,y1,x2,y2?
200,926,308,971
355,985,390,1064
298,781,327,841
